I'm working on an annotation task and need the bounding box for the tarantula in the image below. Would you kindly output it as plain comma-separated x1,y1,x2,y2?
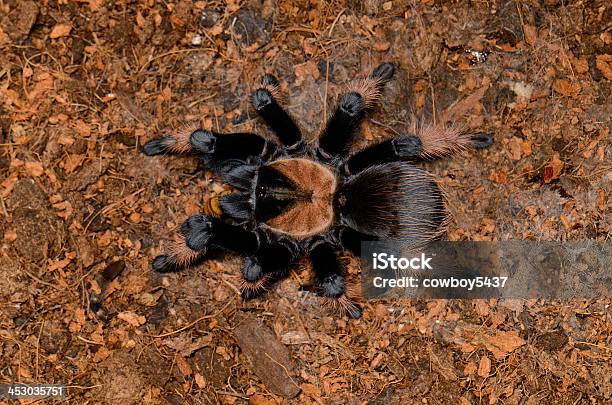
142,62,493,319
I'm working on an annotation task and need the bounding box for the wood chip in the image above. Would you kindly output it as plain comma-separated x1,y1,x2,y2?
478,355,491,377
117,311,146,327
50,24,72,38
235,318,300,398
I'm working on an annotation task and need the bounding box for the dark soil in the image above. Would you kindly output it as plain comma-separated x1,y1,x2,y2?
0,0,610,403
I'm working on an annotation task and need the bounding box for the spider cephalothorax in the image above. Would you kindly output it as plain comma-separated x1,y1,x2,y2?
143,62,493,319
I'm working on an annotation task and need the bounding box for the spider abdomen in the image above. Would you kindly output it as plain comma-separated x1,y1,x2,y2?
336,162,448,244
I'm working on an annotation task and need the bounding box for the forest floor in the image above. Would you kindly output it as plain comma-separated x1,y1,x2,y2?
0,0,610,403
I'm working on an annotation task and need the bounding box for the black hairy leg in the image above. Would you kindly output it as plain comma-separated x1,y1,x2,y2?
142,124,199,156
151,215,260,273
334,226,379,256
189,130,275,166
142,126,274,163
240,237,299,299
179,214,260,254
317,91,366,160
306,240,362,319
317,62,395,160
469,132,494,149
152,234,204,273
252,74,304,152
344,130,494,175
343,135,423,175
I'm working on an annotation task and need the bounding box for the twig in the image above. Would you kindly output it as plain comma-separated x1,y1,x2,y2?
215,390,249,400
138,48,215,73
21,268,64,291
77,336,104,345
35,320,44,381
573,341,611,351
146,301,232,338
221,276,241,296
264,352,301,391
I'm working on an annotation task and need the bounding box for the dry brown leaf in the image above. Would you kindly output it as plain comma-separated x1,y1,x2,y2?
507,137,522,161
74,120,91,137
50,24,72,38
87,0,103,11
294,60,320,81
552,79,581,97
1,173,19,198
595,54,612,80
4,229,17,242
176,355,192,376
136,11,146,28
61,154,85,173
93,346,111,363
227,0,241,12
137,291,163,307
194,373,207,389
250,394,276,405
28,74,55,102
117,311,146,327
572,57,589,74
163,335,212,357
300,383,322,401
209,24,223,36
597,188,607,212
57,134,75,146
523,24,537,45
25,161,44,177
485,331,526,359
52,200,73,220
489,170,507,184
47,253,75,272
129,212,142,223
464,361,477,375
478,355,491,377
373,28,390,51
521,139,533,157
542,153,564,183
97,230,113,248
281,330,310,345
443,83,489,123
19,365,32,379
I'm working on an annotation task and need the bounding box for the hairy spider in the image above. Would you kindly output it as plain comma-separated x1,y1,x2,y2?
143,62,493,319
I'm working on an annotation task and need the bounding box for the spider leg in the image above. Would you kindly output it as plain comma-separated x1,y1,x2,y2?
240,236,299,299
343,130,494,175
306,239,362,319
252,74,304,153
151,214,261,273
343,135,422,175
407,123,494,161
151,234,204,273
316,62,395,161
143,127,277,162
181,214,260,254
334,226,379,256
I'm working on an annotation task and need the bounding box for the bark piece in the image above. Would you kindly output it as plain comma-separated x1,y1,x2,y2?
234,318,300,398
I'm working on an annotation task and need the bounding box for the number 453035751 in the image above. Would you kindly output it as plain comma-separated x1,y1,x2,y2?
1,384,66,399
